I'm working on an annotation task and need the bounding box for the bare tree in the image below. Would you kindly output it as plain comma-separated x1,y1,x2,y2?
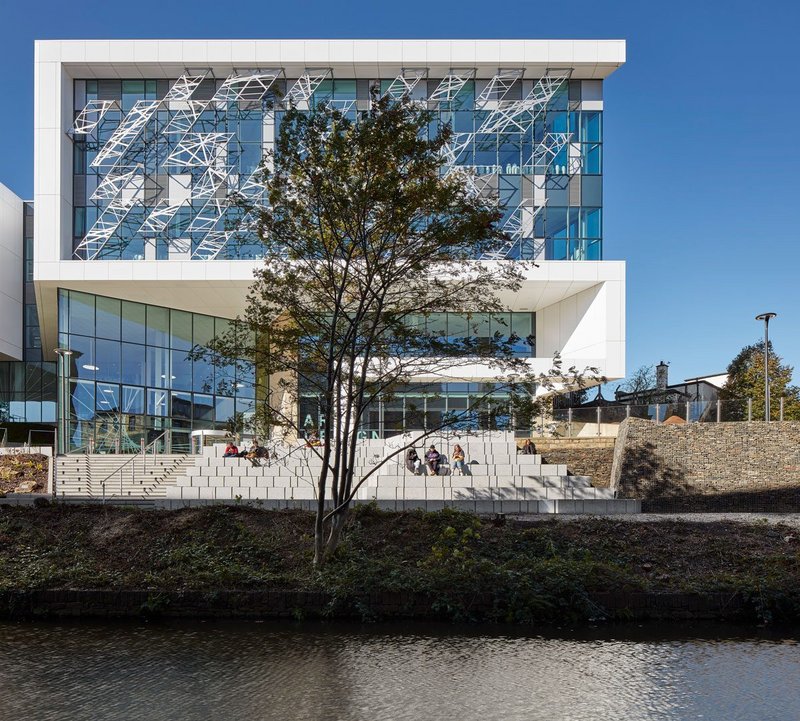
617,364,656,405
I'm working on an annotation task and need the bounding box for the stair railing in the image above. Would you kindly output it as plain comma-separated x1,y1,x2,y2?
98,431,170,502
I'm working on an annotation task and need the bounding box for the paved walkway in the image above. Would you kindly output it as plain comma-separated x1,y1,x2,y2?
518,513,800,528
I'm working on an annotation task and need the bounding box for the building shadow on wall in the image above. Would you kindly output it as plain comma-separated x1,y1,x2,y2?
618,441,691,499
618,441,800,513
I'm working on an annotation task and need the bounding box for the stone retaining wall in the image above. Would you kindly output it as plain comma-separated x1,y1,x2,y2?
611,418,800,511
532,438,615,488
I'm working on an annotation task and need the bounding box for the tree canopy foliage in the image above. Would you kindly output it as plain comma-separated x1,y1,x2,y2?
719,340,800,420
202,92,599,564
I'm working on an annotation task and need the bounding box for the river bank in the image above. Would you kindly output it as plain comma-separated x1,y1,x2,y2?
1,504,798,624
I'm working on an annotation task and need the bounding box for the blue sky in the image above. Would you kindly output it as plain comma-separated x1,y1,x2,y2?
1,0,798,388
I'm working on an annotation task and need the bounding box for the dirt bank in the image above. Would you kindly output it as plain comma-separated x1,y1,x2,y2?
1,504,798,624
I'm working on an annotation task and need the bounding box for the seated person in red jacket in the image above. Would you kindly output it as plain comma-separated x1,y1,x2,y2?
223,441,239,458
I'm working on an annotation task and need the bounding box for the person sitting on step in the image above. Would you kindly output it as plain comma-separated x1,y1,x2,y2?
519,439,536,455
245,439,269,465
451,444,466,475
222,441,239,458
405,447,422,475
425,445,441,476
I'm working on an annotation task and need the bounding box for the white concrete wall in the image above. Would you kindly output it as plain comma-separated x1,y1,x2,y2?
0,183,23,360
536,262,625,380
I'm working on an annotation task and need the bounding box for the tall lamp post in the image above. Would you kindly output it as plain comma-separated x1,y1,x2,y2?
53,347,73,457
755,313,777,422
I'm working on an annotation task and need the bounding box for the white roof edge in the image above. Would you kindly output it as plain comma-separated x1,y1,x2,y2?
34,38,626,79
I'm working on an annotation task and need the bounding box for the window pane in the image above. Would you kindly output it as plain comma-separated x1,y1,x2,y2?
447,314,469,342
547,208,568,239
170,309,192,350
146,346,171,388
581,208,602,238
171,391,192,420
171,349,192,391
69,334,96,379
121,343,146,386
95,296,120,340
147,389,169,416
193,315,215,348
215,396,235,425
490,313,511,339
96,383,120,413
68,291,95,336
70,379,96,422
146,306,170,347
95,339,121,383
122,301,146,344
193,394,214,421
122,385,144,415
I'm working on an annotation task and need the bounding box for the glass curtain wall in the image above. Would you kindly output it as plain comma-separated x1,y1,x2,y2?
58,290,256,453
299,382,521,440
72,76,602,261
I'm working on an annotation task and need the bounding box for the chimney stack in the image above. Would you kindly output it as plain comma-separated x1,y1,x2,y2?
656,361,669,391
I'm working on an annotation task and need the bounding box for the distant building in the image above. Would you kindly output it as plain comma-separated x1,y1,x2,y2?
614,362,727,406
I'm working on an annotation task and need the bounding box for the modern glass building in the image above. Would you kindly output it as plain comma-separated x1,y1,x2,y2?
0,39,626,451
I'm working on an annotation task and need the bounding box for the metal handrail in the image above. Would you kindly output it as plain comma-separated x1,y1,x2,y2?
95,431,170,490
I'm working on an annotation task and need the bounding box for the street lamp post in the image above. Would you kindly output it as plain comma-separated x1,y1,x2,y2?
53,347,73,457
755,313,777,422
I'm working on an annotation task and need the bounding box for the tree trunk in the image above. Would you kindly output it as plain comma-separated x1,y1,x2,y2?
321,506,349,564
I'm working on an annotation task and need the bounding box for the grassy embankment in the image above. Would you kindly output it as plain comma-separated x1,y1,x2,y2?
1,503,798,623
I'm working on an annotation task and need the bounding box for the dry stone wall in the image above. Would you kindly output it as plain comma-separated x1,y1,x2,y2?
532,438,615,488
611,418,800,511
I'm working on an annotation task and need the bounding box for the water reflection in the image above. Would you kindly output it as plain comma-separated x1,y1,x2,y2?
0,621,797,721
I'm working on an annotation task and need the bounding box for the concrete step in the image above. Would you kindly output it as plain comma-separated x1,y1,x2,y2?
356,485,616,501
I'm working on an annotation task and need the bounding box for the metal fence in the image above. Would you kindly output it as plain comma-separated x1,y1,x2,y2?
548,398,786,437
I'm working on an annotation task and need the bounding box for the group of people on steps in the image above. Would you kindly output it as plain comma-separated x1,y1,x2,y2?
404,444,466,476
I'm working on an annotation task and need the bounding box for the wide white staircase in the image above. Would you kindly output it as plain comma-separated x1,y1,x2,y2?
56,453,193,500
164,433,638,514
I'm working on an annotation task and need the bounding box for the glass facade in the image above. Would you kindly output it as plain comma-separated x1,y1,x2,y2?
0,202,58,433
71,74,602,262
300,381,520,440
0,363,57,425
58,290,256,452
408,312,535,356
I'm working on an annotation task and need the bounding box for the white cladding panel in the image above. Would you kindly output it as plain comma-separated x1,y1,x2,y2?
0,183,24,360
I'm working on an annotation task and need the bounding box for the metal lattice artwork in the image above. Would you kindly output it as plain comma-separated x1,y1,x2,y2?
89,168,140,201
163,74,207,102
383,69,427,99
480,201,547,261
74,198,139,260
214,71,281,102
475,70,524,108
163,133,233,168
163,100,209,135
428,70,476,103
138,200,184,236
70,66,590,261
72,100,118,134
187,197,229,234
286,69,332,105
91,100,161,167
191,230,234,260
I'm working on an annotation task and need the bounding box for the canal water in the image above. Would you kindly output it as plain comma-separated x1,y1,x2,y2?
0,620,797,720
